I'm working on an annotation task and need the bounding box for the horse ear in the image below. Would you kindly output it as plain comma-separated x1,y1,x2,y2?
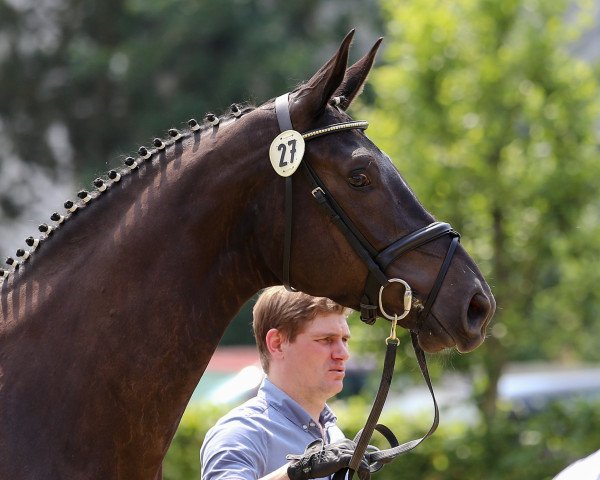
334,37,383,111
289,30,354,128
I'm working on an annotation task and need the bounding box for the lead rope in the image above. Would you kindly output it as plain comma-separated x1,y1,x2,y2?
334,328,440,480
335,316,401,480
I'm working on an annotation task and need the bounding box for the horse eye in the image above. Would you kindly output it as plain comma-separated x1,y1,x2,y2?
348,172,371,188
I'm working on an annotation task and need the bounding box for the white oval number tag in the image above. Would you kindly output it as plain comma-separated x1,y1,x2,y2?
269,130,305,177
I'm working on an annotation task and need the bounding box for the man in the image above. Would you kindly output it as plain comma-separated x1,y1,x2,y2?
200,286,369,480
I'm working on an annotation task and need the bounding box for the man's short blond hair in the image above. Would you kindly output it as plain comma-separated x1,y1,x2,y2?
252,287,349,373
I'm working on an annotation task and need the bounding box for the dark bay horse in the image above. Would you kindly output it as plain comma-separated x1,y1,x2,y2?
0,32,495,479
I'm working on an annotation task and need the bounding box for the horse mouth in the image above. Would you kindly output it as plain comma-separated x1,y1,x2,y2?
393,307,486,353
416,313,489,353
414,290,494,353
415,317,457,353
416,321,489,354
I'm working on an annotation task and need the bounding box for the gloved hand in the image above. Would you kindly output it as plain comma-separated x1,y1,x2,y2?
286,438,371,480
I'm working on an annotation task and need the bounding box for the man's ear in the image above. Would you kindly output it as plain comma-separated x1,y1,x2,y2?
265,328,286,359
334,37,383,111
288,29,354,130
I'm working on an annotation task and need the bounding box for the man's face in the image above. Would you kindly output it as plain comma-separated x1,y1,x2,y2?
280,312,350,402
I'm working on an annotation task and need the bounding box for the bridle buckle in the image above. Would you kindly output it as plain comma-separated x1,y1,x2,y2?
311,187,325,198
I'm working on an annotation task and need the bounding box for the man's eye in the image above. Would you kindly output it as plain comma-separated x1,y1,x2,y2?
348,172,371,188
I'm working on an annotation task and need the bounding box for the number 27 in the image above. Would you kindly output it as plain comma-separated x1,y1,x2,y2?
278,139,297,167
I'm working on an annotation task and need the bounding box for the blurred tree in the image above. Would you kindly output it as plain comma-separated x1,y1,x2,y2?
0,0,382,262
363,0,600,428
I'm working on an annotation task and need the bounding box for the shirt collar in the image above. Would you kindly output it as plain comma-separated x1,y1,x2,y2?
259,377,338,430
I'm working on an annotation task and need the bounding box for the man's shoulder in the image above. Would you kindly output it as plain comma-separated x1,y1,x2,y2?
220,395,270,421
207,394,282,436
200,397,274,480
200,395,282,467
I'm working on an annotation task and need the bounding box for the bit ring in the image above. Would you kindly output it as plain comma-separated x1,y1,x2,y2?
379,278,413,321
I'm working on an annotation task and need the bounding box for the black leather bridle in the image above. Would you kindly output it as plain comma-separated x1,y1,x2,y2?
274,93,460,326
274,93,465,477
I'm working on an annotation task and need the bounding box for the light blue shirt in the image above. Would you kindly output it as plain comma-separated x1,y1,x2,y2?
200,377,345,480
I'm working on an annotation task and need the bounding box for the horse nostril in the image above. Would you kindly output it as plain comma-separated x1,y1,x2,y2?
466,292,491,334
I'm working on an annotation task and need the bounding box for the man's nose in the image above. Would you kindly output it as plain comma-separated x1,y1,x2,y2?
332,340,350,360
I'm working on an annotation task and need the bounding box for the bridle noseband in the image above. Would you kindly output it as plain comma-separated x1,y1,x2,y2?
274,92,460,326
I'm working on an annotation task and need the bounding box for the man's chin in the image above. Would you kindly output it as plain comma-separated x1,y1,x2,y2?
325,378,345,397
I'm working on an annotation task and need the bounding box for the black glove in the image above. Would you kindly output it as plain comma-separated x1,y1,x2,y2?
286,438,371,480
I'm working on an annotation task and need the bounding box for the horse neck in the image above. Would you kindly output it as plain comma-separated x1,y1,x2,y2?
11,113,274,334
0,107,280,476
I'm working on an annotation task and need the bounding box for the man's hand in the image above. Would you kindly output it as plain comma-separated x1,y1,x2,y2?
286,439,370,480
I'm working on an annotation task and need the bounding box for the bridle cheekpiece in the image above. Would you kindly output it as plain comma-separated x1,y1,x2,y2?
272,92,460,325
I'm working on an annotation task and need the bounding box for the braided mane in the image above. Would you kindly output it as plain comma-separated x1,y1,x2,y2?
0,104,256,283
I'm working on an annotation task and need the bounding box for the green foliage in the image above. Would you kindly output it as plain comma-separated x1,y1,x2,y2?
370,0,600,358
0,0,376,180
0,0,382,250
165,397,600,480
163,403,229,480
359,0,600,418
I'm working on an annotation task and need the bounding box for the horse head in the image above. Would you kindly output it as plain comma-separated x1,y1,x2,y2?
255,31,495,353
